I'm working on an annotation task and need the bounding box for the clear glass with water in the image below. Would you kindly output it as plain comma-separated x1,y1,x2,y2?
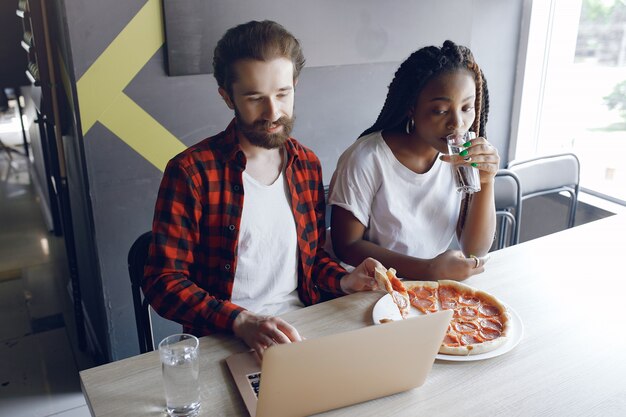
446,131,481,193
159,334,200,417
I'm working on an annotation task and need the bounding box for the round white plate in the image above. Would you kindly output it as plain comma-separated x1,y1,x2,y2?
372,293,524,361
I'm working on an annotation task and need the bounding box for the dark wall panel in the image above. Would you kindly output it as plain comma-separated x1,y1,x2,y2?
63,0,147,79
90,173,166,359
162,0,473,75
64,133,110,360
0,0,29,86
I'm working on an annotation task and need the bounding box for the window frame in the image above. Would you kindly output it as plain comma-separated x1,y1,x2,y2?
510,0,626,206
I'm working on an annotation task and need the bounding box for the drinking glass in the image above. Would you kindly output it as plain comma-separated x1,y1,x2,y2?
159,334,200,417
446,131,481,193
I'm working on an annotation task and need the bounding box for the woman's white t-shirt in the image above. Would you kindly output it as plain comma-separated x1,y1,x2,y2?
231,170,303,316
329,131,462,259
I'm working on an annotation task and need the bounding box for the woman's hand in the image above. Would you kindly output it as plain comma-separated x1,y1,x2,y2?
463,136,500,184
429,249,485,280
441,136,500,184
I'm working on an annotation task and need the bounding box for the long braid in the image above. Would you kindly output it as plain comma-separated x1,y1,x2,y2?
479,72,490,138
466,60,483,135
360,40,489,139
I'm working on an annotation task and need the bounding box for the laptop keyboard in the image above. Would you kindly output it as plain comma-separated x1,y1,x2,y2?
247,372,261,397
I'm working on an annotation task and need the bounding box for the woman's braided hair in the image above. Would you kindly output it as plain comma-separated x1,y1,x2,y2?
361,40,489,138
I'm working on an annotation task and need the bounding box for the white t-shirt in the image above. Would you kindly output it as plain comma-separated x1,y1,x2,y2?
329,131,462,259
231,170,303,316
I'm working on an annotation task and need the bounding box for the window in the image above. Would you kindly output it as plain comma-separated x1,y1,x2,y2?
512,0,626,205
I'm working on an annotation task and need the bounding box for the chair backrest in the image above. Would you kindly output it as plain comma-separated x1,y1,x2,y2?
493,169,522,249
324,185,332,229
507,153,580,228
127,231,155,353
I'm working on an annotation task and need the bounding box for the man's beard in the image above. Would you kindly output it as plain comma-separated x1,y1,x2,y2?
234,108,295,149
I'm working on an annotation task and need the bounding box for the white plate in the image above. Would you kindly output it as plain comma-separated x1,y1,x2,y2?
372,293,524,361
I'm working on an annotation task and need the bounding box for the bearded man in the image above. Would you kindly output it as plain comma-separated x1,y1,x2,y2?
143,20,381,358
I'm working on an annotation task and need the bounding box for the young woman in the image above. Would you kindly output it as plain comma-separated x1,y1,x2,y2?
328,40,499,281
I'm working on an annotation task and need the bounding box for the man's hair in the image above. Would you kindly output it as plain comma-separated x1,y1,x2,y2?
361,40,489,138
213,20,305,94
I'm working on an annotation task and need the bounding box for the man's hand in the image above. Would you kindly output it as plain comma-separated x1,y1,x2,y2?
340,257,383,294
232,310,302,358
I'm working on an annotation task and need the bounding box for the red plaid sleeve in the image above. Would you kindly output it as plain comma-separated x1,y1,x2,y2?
311,161,347,294
286,140,347,305
143,150,244,335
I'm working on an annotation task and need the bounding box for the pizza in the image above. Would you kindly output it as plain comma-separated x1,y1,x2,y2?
399,280,510,356
374,266,410,318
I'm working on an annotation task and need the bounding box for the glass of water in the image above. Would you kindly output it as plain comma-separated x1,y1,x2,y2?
158,334,200,417
446,131,481,193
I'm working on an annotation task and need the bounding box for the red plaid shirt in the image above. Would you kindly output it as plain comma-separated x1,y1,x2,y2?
143,119,347,336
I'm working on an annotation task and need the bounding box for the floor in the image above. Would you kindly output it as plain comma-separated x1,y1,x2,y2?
0,100,93,416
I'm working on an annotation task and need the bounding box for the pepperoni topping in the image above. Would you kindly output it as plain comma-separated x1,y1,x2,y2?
457,306,478,318
452,320,479,334
480,318,503,331
479,327,502,340
443,333,461,347
412,287,436,299
389,276,406,293
459,294,480,306
479,304,501,317
411,297,435,310
438,286,459,300
441,298,458,310
460,333,484,345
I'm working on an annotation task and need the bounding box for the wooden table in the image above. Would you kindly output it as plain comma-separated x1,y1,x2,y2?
80,214,626,416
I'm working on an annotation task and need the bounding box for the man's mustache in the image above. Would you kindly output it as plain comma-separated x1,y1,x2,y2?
254,117,292,130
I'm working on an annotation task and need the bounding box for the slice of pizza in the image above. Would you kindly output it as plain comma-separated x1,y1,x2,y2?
374,266,410,318
388,269,411,319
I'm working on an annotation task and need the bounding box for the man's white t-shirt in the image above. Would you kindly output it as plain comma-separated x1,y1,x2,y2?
230,170,303,316
329,131,462,259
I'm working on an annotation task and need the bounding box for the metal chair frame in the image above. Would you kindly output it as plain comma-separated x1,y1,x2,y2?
507,153,580,229
127,231,155,353
494,169,522,249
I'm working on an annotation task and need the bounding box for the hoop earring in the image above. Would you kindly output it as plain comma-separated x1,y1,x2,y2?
405,117,415,135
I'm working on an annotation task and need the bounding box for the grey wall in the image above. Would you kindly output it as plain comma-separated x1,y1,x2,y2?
61,0,523,361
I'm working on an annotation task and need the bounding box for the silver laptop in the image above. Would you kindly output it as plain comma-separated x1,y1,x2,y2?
225,309,452,417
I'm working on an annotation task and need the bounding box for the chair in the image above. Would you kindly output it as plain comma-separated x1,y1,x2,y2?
128,231,155,353
507,153,580,229
324,184,331,229
493,169,522,249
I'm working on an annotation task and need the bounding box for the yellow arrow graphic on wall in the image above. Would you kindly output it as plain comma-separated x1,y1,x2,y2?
76,0,186,171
